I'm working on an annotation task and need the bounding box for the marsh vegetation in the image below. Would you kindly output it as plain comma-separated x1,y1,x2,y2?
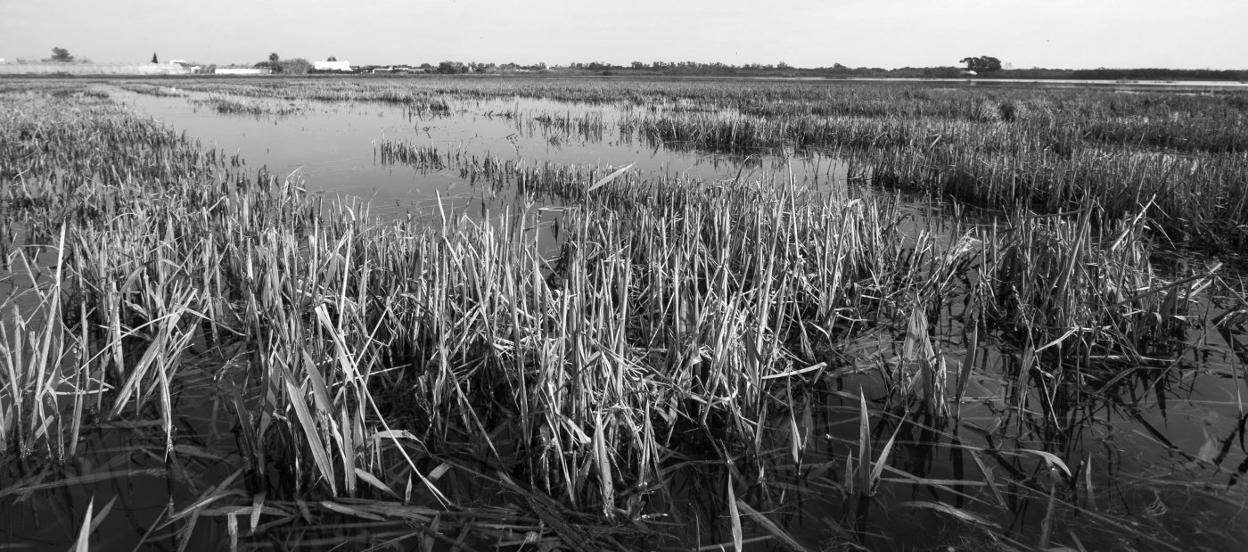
1,77,1247,551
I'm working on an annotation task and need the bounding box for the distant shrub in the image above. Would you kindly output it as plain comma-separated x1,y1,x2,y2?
255,58,312,75
437,61,468,74
277,58,312,75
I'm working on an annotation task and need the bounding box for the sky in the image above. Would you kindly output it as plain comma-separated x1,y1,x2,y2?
1,0,1245,69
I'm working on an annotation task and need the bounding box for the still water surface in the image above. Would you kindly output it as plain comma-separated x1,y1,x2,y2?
113,88,849,220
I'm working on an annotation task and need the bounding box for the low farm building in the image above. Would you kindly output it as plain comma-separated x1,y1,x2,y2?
0,62,193,75
216,67,268,76
313,60,352,72
168,59,203,73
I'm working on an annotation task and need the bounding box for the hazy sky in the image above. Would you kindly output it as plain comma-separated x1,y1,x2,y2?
1,0,1244,69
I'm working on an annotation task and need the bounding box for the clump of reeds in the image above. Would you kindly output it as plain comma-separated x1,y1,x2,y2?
404,97,451,118
118,83,186,97
519,110,609,142
375,139,445,168
192,96,305,117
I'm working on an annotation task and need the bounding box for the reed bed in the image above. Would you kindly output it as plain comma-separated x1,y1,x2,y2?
162,76,1248,150
138,78,1248,251
611,105,1248,249
191,95,305,117
0,83,1239,550
117,83,188,97
169,79,454,113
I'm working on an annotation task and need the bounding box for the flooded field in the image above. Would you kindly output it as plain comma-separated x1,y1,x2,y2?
111,84,850,220
2,76,1248,551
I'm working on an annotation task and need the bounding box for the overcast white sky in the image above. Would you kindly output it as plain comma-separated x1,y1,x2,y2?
1,0,1244,69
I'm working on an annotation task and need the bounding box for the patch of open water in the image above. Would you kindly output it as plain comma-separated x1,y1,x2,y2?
109,88,851,221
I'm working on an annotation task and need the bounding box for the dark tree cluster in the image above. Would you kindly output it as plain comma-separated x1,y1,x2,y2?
49,47,74,62
437,61,468,74
960,56,1002,72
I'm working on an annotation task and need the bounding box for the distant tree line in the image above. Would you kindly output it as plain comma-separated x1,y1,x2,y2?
39,45,1241,82
436,60,966,78
431,61,547,74
1063,68,1248,81
358,59,1246,81
535,60,1247,82
528,61,970,78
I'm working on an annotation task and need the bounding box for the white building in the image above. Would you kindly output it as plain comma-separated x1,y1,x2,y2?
217,67,267,76
167,59,201,73
313,60,352,72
